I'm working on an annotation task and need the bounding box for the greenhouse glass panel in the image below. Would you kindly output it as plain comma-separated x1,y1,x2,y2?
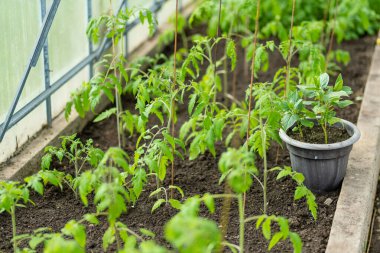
0,0,44,122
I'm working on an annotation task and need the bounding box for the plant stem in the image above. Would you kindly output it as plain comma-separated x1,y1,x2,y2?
284,0,296,97
298,123,304,139
322,122,328,144
238,194,245,253
11,206,17,253
109,0,124,149
325,0,339,72
74,148,79,177
114,224,121,251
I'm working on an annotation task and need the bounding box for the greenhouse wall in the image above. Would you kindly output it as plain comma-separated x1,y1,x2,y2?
0,0,189,164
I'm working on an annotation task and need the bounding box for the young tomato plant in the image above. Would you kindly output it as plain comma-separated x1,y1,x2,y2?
179,35,236,160
271,166,318,220
65,7,157,148
248,82,282,214
42,134,104,178
218,147,256,252
164,195,222,253
132,126,185,189
218,147,304,253
245,214,303,253
0,181,31,253
149,185,184,213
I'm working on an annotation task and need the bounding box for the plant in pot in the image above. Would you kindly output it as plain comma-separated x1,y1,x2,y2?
279,73,360,192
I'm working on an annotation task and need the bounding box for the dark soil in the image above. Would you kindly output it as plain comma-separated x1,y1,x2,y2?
0,32,376,253
288,125,351,144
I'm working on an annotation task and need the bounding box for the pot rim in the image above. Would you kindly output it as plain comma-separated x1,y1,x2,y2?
279,118,361,150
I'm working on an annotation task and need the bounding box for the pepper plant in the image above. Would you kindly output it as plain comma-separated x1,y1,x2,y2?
297,73,353,143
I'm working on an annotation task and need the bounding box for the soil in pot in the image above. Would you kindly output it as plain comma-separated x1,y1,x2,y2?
288,125,351,144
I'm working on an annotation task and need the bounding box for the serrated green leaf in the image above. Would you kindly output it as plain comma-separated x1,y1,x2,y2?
139,228,155,238
151,199,166,213
268,232,283,250
202,193,215,213
83,214,99,225
149,188,162,198
262,218,271,240
94,107,117,123
169,185,184,198
289,232,303,253
169,199,182,209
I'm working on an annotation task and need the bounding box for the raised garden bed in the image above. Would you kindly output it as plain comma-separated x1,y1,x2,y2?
0,28,376,252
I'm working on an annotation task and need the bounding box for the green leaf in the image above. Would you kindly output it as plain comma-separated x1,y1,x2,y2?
158,156,168,181
41,153,52,170
202,193,215,213
169,185,184,198
163,132,175,149
169,199,182,210
294,186,308,200
62,220,86,248
319,73,329,88
336,100,353,108
29,236,45,249
93,107,117,123
149,188,162,198
306,193,318,220
334,74,343,91
152,199,166,213
25,175,44,195
83,214,99,225
292,172,305,184
268,232,283,250
227,39,237,71
139,228,155,238
102,226,115,251
277,217,289,238
262,218,271,240
276,169,291,180
289,232,303,253
282,114,298,131
192,102,206,117
188,94,197,115
300,119,314,128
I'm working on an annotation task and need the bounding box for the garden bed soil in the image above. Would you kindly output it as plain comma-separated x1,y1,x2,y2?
0,34,376,253
288,125,351,144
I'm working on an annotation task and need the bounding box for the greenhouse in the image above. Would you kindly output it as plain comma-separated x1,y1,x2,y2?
0,0,380,252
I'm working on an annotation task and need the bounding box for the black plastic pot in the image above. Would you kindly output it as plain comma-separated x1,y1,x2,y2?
279,119,361,193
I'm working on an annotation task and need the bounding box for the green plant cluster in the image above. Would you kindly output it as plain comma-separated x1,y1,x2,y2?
0,0,372,252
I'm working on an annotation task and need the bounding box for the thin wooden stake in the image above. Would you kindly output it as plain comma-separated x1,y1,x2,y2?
244,0,261,212
325,0,339,72
213,0,223,79
320,0,332,46
217,183,232,253
284,0,296,97
170,0,179,198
